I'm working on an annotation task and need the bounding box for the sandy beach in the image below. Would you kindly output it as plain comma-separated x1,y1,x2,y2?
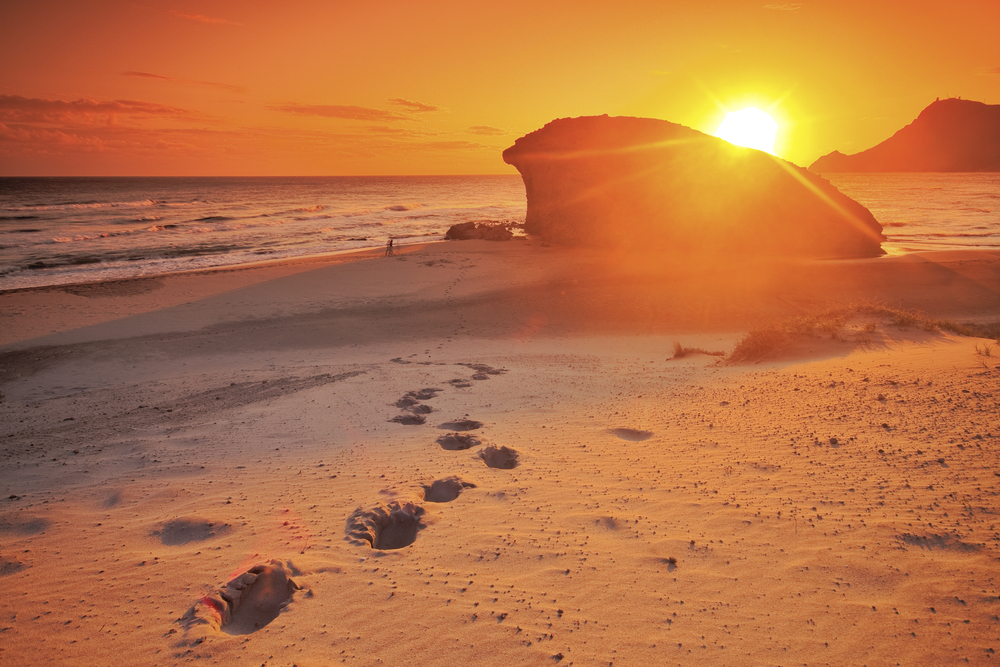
2,239,999,666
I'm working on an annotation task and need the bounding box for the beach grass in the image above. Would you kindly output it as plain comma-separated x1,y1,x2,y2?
672,340,726,359
728,300,1000,363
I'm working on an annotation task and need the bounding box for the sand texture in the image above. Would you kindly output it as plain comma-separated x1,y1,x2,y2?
1,240,999,666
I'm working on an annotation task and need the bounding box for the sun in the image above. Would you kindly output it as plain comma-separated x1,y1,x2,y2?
714,107,778,154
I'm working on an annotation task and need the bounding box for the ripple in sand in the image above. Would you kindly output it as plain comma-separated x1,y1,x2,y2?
153,518,231,546
610,427,653,442
436,432,481,450
438,418,483,431
422,476,477,502
181,560,302,636
479,444,519,469
346,501,425,550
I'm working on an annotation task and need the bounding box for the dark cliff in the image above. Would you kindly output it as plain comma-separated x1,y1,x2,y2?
503,115,885,258
810,98,1000,172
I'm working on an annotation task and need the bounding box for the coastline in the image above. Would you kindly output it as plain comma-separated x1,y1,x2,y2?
2,240,999,349
1,239,999,666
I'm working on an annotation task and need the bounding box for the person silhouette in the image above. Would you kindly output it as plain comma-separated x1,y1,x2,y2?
385,238,394,257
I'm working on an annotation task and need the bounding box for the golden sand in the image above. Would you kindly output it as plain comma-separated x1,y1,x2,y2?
1,240,998,666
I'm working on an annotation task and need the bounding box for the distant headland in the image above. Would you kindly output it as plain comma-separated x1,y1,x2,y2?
503,115,885,259
810,98,1000,172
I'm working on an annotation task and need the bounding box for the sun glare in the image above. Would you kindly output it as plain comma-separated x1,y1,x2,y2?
714,107,778,154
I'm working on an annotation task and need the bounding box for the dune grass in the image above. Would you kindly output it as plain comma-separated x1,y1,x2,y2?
727,301,1000,363
672,340,726,359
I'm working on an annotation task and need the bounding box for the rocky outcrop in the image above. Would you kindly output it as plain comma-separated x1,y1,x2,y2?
502,115,885,258
444,221,515,241
810,98,1000,172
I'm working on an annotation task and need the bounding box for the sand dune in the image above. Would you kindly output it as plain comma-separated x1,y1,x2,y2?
1,240,999,666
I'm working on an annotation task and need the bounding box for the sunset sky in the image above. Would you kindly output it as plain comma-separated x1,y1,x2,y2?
1,0,998,176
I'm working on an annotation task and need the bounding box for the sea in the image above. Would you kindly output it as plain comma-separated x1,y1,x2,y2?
0,173,997,291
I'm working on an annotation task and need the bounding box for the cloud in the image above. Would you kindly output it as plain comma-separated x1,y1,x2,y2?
763,3,802,9
123,71,246,93
0,95,203,124
389,98,441,113
268,103,411,122
467,125,507,136
990,67,1000,75
419,140,489,151
170,11,240,26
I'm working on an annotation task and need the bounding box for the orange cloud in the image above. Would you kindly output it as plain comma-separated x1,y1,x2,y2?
389,98,441,113
122,71,246,93
268,103,412,122
416,140,489,151
169,11,240,26
468,125,507,136
763,3,803,10
0,95,204,124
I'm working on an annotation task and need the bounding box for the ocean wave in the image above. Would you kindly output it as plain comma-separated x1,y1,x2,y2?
1,228,42,234
913,232,999,239
292,204,325,212
291,214,334,221
0,215,40,220
194,215,235,222
5,199,160,211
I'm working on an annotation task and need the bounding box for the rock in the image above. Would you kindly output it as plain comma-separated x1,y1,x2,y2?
502,115,885,258
445,221,514,241
810,98,1000,172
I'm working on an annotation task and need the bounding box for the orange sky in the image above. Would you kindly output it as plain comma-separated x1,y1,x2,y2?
1,0,998,176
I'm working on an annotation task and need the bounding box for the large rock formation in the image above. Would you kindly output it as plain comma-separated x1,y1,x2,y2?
502,115,885,258
810,98,1000,172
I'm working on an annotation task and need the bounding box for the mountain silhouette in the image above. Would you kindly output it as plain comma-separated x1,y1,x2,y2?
810,98,1000,172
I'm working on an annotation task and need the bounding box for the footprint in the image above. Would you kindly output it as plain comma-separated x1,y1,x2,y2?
479,445,519,469
438,419,483,431
448,379,473,388
609,427,653,442
153,518,231,546
180,560,301,636
0,557,25,576
395,388,442,408
408,404,433,414
422,477,477,503
390,414,426,425
595,516,620,530
459,363,506,376
346,501,425,550
436,432,481,450
409,388,443,400
0,516,50,536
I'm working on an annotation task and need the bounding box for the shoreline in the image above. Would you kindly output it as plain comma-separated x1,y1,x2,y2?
0,238,442,295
